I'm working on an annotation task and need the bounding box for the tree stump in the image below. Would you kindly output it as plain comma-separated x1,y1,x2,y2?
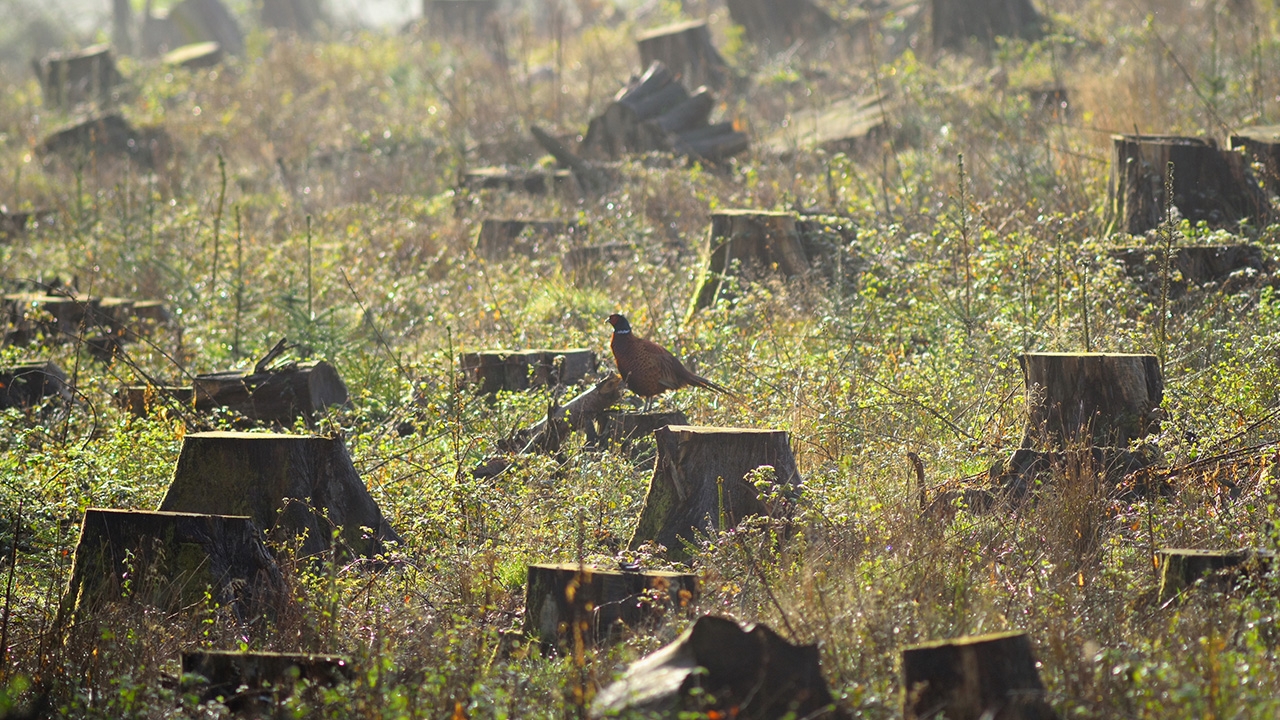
191,360,348,426
183,650,352,706
1230,125,1280,191
1156,548,1273,603
60,508,284,622
725,0,836,50
146,0,245,56
495,374,626,458
31,44,126,109
636,20,729,91
162,41,224,69
1109,134,1272,236
688,210,810,316
117,385,194,417
524,563,697,647
462,166,573,195
459,349,597,394
902,631,1056,720
261,0,324,34
1110,244,1268,297
39,114,171,170
425,0,498,38
931,0,1044,52
628,426,801,558
591,410,689,449
0,361,70,409
1020,353,1163,450
592,615,845,720
475,219,585,260
159,431,401,558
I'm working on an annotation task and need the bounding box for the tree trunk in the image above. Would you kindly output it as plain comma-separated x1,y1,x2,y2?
191,360,348,426
182,650,352,707
688,210,809,316
1020,353,1163,450
475,218,585,259
0,361,69,409
1109,134,1272,236
523,563,697,647
931,0,1044,52
167,0,246,55
637,20,729,91
628,425,801,559
1110,244,1268,297
902,631,1057,720
459,349,598,394
159,431,401,558
1156,548,1271,603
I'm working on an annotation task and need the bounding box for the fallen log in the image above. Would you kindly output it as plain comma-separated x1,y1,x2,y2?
524,562,697,647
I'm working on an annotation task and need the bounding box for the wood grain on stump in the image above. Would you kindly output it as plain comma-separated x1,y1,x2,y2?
931,0,1044,51
628,425,801,558
159,431,401,558
902,631,1057,720
688,210,810,315
475,218,585,260
637,20,728,91
1156,548,1273,603
1020,353,1163,450
524,563,697,647
0,361,69,409
192,359,348,426
459,349,597,394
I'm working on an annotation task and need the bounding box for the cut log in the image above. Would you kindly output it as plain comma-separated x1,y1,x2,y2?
191,359,348,426
183,650,352,706
475,218,585,260
637,20,729,91
1230,125,1280,191
1110,244,1269,297
592,615,845,720
628,425,801,559
1109,134,1272,236
591,410,689,449
39,114,171,170
1019,353,1163,450
459,349,597,394
424,0,498,38
902,631,1057,720
31,44,126,108
159,431,401,558
654,88,716,135
524,563,697,647
117,384,195,417
1156,548,1273,603
462,166,573,195
931,0,1045,52
688,210,809,315
60,508,284,622
162,41,224,69
0,361,70,409
725,0,837,50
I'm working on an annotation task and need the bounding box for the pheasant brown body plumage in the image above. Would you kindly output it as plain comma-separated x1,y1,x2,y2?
607,313,731,405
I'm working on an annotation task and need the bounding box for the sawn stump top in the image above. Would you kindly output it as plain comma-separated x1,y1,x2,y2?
903,629,1029,650
663,425,786,435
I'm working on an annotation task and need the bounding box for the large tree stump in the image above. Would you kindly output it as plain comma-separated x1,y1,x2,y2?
725,0,836,50
688,210,810,316
32,44,126,108
0,361,69,409
931,0,1044,52
183,650,352,707
636,20,729,91
562,243,634,284
459,349,597,394
628,426,801,558
192,360,349,426
1109,134,1272,236
159,431,401,558
475,219,585,260
39,114,171,170
1156,548,1273,603
592,614,845,720
524,563,697,648
902,631,1056,720
1020,353,1163,451
1110,244,1268,297
60,508,284,622
261,0,324,34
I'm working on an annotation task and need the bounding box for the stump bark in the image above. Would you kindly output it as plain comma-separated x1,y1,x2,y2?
524,563,697,647
931,0,1044,52
592,614,845,720
32,44,126,109
475,219,585,260
1020,353,1163,450
725,0,836,50
688,210,810,316
902,631,1057,720
1109,134,1272,235
192,359,349,426
60,508,284,622
628,425,801,558
636,20,729,91
159,431,401,558
1156,548,1273,603
459,349,597,394
183,650,352,705
591,410,689,449
1110,244,1268,297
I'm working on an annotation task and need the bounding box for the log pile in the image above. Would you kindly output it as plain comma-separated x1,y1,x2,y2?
579,62,747,163
32,44,126,108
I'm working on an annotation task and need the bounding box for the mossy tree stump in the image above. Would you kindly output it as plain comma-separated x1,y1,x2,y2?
183,650,352,706
931,0,1044,52
1020,353,1163,450
1156,548,1273,603
902,631,1057,720
475,218,585,260
628,426,801,558
524,563,697,647
0,361,69,409
636,20,729,91
32,44,126,108
688,210,810,315
592,615,844,719
192,359,348,426
1109,134,1272,235
159,431,401,558
60,508,284,623
459,349,597,394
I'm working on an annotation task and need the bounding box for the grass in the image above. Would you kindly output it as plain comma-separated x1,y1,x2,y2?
3,0,1280,716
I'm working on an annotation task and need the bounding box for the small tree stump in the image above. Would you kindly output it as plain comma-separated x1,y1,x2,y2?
0,361,69,409
159,431,401,558
162,41,224,69
1109,134,1272,235
725,0,836,50
1110,244,1268,297
524,563,697,647
60,508,284,622
183,650,352,706
592,410,689,449
902,631,1056,720
117,385,194,417
636,20,729,91
191,360,349,426
628,425,801,558
31,44,126,108
688,210,810,316
931,0,1044,51
425,0,498,38
462,166,573,195
459,349,597,394
1230,125,1280,190
475,219,585,260
1156,548,1273,603
592,614,844,719
39,114,171,170
1020,353,1163,450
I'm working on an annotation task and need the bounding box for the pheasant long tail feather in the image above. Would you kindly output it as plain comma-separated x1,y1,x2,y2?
683,370,736,398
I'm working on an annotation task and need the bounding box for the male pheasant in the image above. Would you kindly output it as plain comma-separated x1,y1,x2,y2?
607,313,732,409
